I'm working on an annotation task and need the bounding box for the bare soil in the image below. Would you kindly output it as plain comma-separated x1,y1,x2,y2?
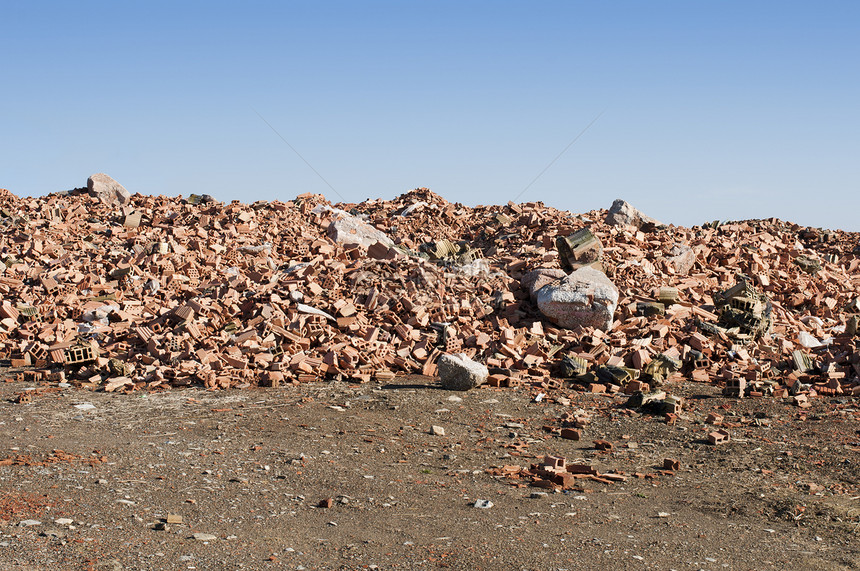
0,377,858,571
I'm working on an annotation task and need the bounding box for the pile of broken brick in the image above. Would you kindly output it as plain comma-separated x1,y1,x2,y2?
0,174,858,406
486,454,683,492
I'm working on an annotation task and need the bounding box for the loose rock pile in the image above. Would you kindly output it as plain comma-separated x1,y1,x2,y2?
0,178,858,402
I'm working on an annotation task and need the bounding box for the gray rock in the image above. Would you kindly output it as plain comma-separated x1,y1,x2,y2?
437,353,488,391
605,199,661,229
521,268,566,303
87,173,131,205
537,266,619,331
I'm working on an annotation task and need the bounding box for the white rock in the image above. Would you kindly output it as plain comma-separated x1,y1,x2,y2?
537,266,619,331
192,532,217,541
326,210,394,249
605,199,661,229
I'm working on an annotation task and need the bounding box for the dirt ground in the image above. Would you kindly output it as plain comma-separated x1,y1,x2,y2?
0,376,858,571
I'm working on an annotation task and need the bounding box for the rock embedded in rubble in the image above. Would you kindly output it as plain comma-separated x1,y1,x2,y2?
87,173,131,205
326,210,394,249
605,199,661,229
437,353,488,391
537,266,619,331
665,243,696,275
521,268,567,302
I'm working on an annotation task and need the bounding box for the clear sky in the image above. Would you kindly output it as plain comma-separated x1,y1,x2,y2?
2,1,858,230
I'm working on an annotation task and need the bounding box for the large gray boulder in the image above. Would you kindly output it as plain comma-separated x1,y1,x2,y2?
521,268,566,303
537,266,619,331
605,199,661,229
87,173,131,205
437,353,488,391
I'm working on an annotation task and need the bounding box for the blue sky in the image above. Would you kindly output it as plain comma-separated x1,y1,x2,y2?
2,1,858,230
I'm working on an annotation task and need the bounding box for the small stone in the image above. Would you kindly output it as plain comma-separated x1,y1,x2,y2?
94,559,123,571
19,519,42,526
54,518,74,526
192,532,217,541
473,499,493,509
430,425,446,436
165,514,183,524
318,498,334,508
805,482,825,494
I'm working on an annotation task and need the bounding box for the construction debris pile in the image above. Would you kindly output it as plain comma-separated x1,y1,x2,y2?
0,176,858,404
